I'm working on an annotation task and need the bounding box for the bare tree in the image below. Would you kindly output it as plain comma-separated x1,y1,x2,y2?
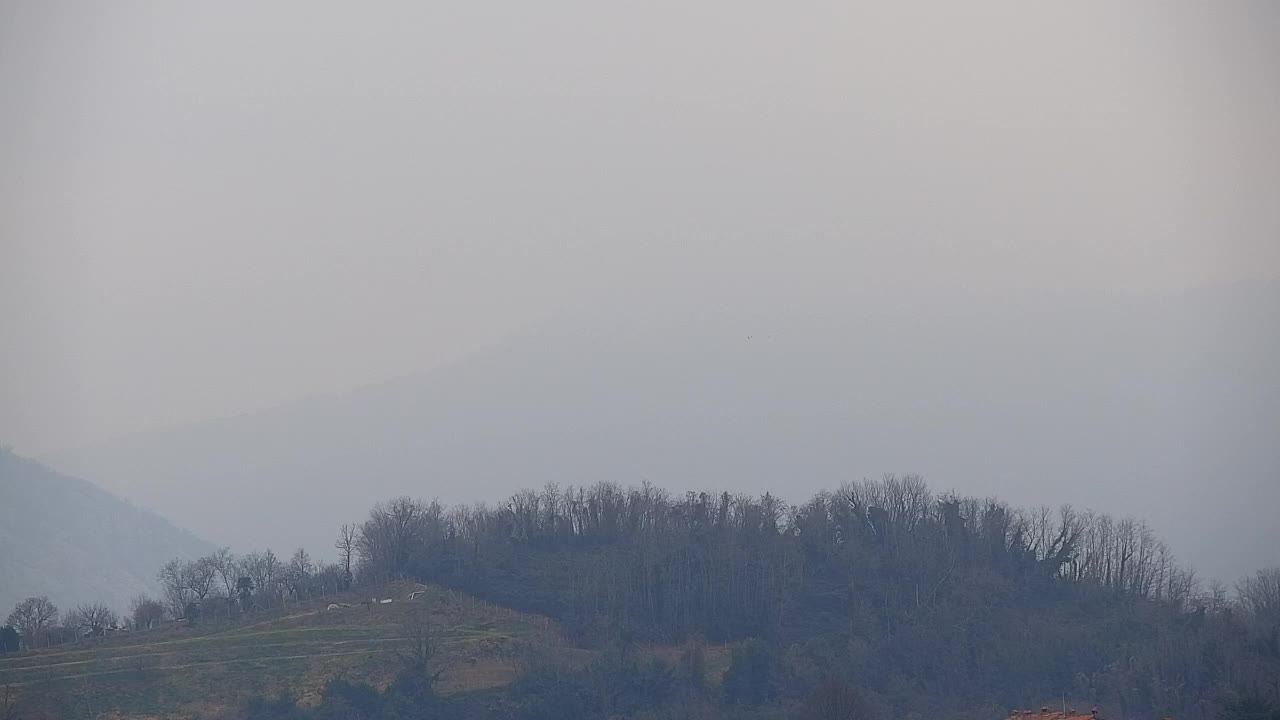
5,597,58,649
358,497,438,580
397,609,445,687
289,547,314,580
336,524,357,589
130,595,165,630
313,562,346,596
261,549,281,602
157,558,193,617
284,548,315,599
185,556,220,604
241,549,284,607
156,556,219,617
210,547,240,599
241,552,266,601
1237,567,1280,621
68,603,118,638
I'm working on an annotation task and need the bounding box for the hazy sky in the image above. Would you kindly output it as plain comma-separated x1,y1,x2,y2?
2,1,1278,455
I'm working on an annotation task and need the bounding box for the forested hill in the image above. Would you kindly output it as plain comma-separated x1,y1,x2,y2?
342,477,1280,718
8,471,1276,719
0,448,212,614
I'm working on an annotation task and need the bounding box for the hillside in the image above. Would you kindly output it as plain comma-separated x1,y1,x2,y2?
4,478,1277,720
355,479,1280,718
0,580,729,720
44,283,1280,582
0,448,213,616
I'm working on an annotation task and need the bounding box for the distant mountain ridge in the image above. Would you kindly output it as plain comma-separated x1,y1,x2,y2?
44,282,1280,583
0,448,213,616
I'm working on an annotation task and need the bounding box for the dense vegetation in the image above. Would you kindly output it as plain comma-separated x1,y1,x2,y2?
339,477,1280,719
192,474,1280,712
5,475,1279,720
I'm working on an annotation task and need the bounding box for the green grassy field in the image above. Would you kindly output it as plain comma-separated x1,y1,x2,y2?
0,583,560,719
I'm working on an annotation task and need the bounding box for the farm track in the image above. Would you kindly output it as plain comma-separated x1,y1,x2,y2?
0,647,407,686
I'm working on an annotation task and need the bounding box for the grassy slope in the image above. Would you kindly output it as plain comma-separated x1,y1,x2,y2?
0,582,734,719
0,582,559,719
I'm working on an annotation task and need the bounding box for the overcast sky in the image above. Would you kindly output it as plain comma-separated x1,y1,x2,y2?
2,1,1278,457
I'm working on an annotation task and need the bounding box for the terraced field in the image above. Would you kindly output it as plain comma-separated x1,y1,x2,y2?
0,583,558,718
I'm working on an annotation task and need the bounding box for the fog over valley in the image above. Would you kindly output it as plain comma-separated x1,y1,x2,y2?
1,3,1278,719
42,280,1280,583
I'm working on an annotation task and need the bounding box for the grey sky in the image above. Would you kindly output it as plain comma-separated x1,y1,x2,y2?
3,0,1278,488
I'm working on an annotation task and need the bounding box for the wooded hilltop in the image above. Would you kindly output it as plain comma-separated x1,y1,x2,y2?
5,475,1279,720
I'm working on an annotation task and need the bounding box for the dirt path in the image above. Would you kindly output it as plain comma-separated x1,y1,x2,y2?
1,647,406,687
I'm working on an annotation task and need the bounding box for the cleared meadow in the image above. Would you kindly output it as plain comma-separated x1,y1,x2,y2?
0,583,553,718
